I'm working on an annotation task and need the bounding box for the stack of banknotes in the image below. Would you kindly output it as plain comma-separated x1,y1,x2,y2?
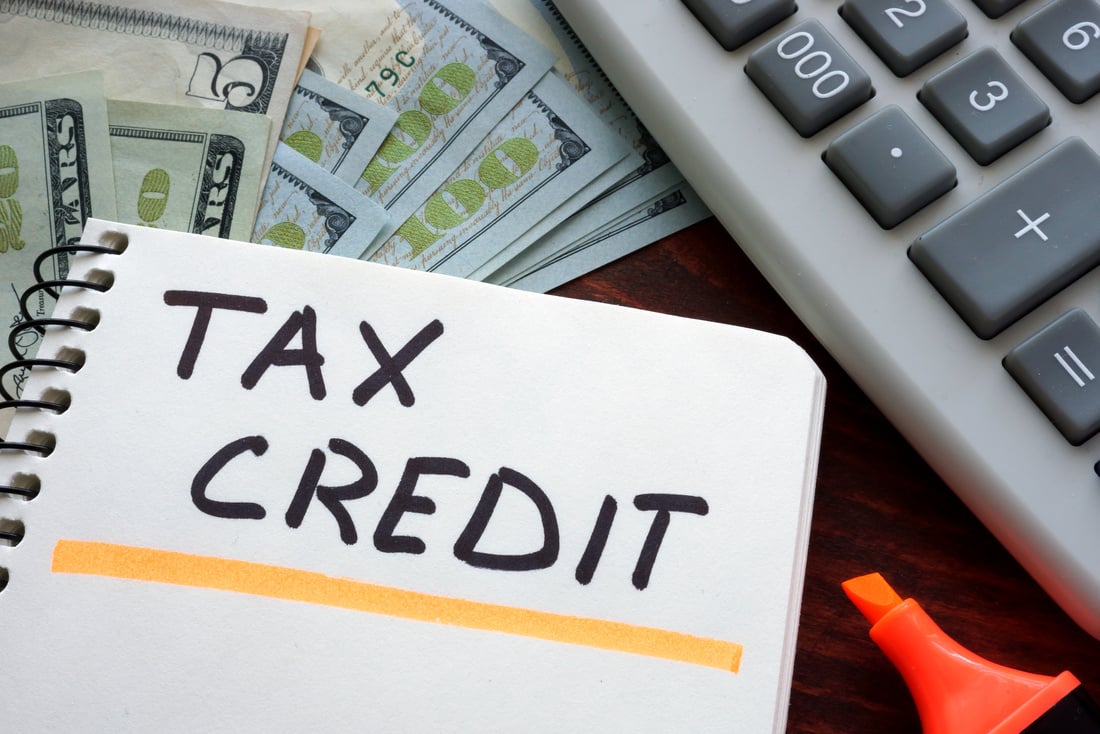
0,0,709,401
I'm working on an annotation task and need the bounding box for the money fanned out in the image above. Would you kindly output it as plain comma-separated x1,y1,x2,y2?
108,100,270,241
477,0,708,282
280,70,398,184
351,0,558,247
0,0,715,416
253,143,389,258
242,0,557,245
506,184,711,292
0,72,117,403
368,70,633,277
0,0,311,174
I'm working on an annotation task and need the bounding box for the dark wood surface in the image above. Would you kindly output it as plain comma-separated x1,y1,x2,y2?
551,217,1100,733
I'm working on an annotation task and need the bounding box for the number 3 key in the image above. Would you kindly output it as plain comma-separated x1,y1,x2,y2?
919,47,1050,164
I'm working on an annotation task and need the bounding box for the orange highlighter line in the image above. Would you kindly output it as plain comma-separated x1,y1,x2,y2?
52,540,742,673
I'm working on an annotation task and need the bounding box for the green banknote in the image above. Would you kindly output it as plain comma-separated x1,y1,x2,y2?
280,70,398,185
505,185,711,292
0,71,117,403
108,101,269,241
253,143,390,259
470,0,707,283
367,71,632,277
0,0,311,173
258,0,556,245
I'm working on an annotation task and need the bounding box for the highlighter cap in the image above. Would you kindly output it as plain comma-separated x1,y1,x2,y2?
843,572,1100,734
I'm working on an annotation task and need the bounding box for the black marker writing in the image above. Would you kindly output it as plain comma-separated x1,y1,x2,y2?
241,305,326,400
189,436,708,589
164,290,443,408
353,319,444,407
191,434,268,520
454,467,559,572
632,494,709,590
575,495,617,585
285,438,377,544
375,456,470,554
163,290,267,378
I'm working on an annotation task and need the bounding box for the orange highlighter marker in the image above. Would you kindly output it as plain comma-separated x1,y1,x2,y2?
843,572,1100,734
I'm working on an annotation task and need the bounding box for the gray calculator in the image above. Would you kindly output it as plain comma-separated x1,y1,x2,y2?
554,0,1100,638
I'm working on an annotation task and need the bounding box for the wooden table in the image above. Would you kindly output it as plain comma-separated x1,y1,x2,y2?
552,217,1100,733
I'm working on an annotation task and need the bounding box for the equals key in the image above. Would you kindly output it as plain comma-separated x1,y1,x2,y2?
1004,308,1100,445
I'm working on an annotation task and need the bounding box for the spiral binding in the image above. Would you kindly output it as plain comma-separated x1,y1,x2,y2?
0,236,126,587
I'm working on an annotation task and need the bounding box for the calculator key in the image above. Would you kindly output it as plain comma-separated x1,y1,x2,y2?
745,20,874,137
971,0,1026,19
1004,309,1100,445
682,0,797,50
825,106,956,227
841,0,968,76
919,48,1051,164
1013,0,1100,103
909,138,1100,339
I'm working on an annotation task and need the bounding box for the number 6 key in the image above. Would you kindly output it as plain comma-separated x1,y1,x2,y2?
1013,0,1100,103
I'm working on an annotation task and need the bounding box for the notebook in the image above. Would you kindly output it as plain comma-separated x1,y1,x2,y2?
0,219,825,732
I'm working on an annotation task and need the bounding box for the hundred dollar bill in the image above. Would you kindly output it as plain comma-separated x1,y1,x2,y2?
368,71,633,277
253,143,389,259
347,0,556,246
0,72,117,406
0,0,310,173
495,0,683,203
474,0,692,279
108,100,269,242
509,185,708,285
280,70,397,185
505,185,711,292
239,0,556,247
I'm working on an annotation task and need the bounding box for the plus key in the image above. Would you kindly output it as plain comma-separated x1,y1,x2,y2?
910,138,1100,339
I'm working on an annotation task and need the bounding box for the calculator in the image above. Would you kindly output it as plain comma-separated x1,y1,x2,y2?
554,0,1100,637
